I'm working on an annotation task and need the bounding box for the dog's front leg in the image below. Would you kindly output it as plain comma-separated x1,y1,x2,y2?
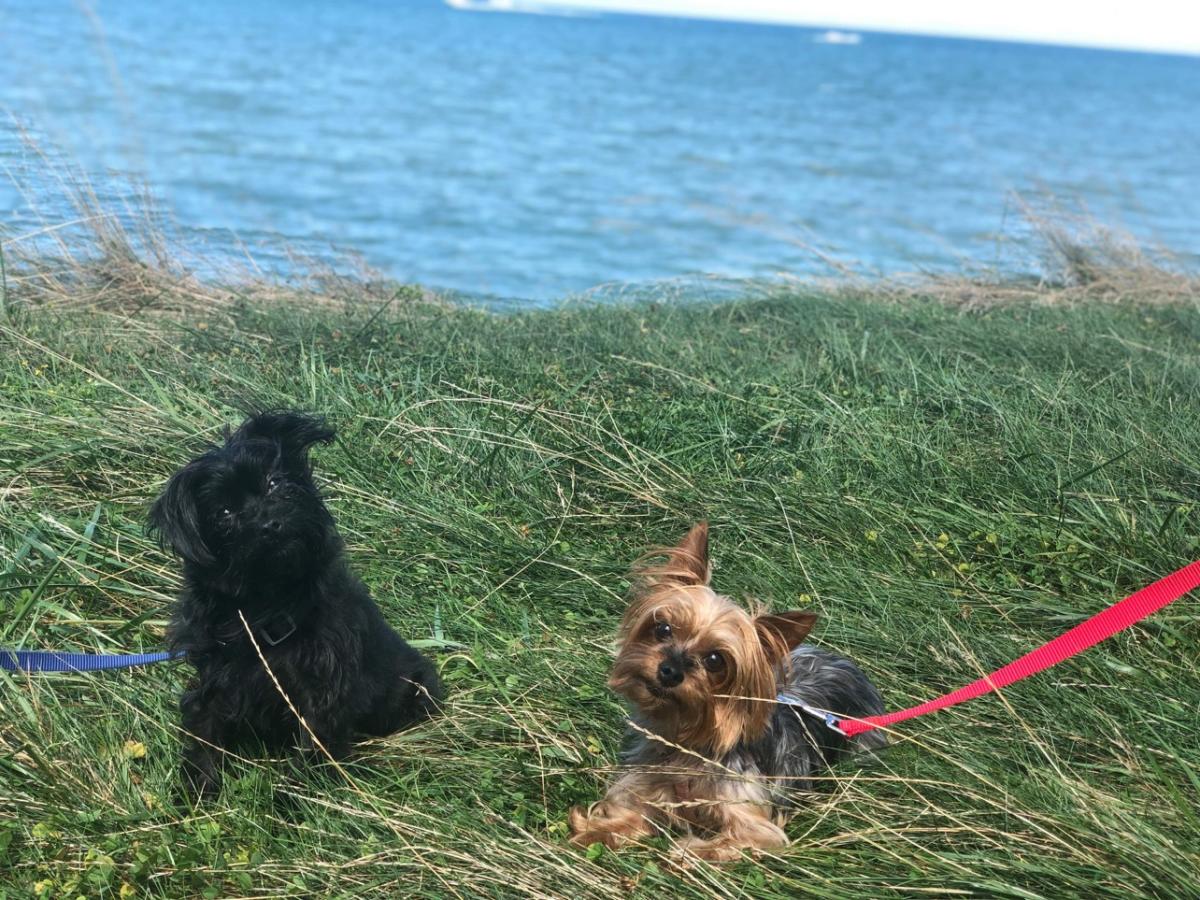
673,801,788,862
568,771,673,850
294,723,351,767
290,691,353,774
179,689,225,801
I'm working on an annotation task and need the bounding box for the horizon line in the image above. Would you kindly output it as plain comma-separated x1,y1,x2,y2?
454,1,1200,59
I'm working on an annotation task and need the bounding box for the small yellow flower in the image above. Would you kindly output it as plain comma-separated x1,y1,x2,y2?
31,823,61,841
865,529,878,542
33,880,53,896
123,740,147,760
986,532,999,544
120,883,137,900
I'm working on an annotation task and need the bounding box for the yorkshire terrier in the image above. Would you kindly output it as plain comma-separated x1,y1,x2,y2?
569,522,886,861
149,410,442,800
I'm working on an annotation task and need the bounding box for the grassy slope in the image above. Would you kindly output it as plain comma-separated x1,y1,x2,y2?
1,290,1198,899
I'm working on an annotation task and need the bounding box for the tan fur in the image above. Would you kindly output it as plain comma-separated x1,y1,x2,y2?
610,585,779,755
568,747,786,858
570,522,818,861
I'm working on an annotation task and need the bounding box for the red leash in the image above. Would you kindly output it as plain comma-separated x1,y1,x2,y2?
832,560,1200,738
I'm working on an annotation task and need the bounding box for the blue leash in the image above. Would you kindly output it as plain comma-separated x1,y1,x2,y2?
0,649,184,673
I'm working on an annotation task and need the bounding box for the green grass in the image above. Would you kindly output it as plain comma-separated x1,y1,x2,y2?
1,287,1199,898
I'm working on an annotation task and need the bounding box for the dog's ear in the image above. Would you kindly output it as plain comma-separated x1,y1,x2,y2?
147,461,214,566
230,411,335,462
653,521,710,586
754,610,817,664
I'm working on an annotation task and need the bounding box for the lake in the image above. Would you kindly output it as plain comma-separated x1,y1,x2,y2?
2,0,1198,301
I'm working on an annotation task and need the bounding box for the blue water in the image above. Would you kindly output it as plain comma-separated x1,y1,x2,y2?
2,0,1198,301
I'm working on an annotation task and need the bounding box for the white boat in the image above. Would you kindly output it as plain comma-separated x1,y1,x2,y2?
814,30,863,45
445,0,514,9
443,0,590,14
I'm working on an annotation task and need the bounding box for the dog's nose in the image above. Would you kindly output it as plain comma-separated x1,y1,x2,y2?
657,661,684,688
261,520,281,533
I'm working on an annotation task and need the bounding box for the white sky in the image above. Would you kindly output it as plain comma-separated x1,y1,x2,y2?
546,0,1200,56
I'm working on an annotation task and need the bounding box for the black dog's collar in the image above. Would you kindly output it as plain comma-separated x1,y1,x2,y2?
214,611,299,648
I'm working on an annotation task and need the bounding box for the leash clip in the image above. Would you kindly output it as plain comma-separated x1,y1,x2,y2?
778,694,847,735
821,711,845,734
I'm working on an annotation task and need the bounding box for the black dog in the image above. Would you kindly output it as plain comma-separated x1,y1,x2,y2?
149,411,442,799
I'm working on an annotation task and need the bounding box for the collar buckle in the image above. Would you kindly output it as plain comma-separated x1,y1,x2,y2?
258,614,298,647
214,612,299,648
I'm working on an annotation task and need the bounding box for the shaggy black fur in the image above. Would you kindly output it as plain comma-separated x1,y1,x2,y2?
149,411,442,800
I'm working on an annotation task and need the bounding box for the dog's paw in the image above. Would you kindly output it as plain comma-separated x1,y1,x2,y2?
670,836,746,864
567,805,628,851
567,804,589,836
568,828,626,851
175,770,221,808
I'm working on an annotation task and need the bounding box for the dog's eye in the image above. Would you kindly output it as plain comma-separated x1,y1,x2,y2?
267,476,283,492
701,651,726,673
653,622,672,642
220,507,233,518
